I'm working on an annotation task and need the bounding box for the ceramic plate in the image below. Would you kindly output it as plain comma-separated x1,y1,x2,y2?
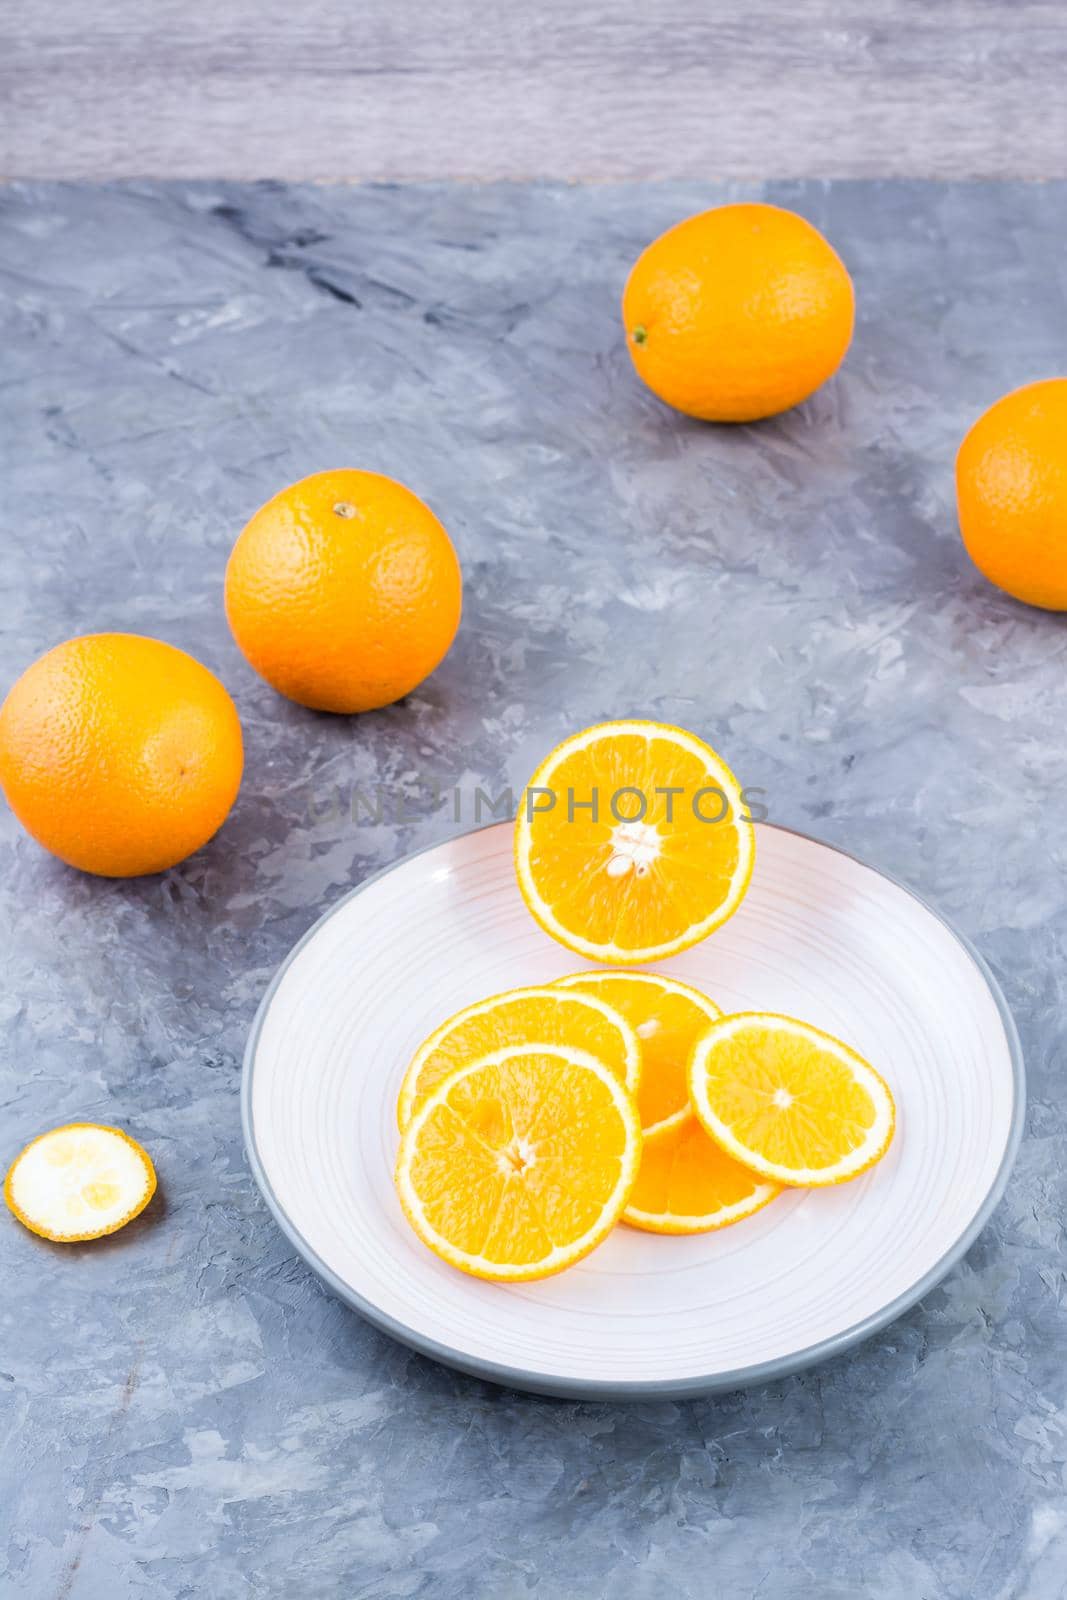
242,821,1023,1400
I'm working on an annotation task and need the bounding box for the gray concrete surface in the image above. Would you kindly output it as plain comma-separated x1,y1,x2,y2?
0,179,1065,1597
2,2,1067,179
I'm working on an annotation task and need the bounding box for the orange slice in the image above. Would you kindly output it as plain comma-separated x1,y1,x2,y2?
396,984,641,1131
553,969,720,1136
514,720,755,963
395,1045,642,1281
623,1114,779,1233
688,1013,896,1187
4,1123,156,1242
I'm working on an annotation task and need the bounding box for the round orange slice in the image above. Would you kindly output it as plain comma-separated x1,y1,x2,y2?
395,1045,642,1282
396,984,641,1131
688,1013,896,1187
514,720,755,963
4,1123,156,1242
623,1114,779,1234
553,969,721,1136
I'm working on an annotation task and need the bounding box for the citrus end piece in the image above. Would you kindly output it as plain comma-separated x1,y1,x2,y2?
4,1124,156,1242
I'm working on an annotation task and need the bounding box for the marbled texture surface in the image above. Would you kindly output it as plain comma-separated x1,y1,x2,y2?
0,180,1064,1597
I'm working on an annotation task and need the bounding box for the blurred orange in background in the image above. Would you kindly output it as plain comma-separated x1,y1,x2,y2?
956,378,1067,609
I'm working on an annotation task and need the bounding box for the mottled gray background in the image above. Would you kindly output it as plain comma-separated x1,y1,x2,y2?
0,179,1065,1597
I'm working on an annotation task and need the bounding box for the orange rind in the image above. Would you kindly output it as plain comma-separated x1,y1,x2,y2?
5,1123,156,1242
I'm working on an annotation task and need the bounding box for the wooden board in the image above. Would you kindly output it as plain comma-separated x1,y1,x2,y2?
2,0,1065,179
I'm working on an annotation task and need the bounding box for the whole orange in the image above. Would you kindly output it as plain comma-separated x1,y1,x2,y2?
0,634,243,877
225,470,462,713
622,203,855,423
956,378,1067,609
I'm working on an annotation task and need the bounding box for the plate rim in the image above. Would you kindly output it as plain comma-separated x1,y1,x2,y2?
240,820,1026,1401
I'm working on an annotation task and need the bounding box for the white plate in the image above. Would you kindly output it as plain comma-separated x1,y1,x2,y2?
242,821,1023,1399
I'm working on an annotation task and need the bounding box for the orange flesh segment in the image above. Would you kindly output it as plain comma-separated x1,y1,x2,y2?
554,971,719,1133
625,1114,777,1231
705,1032,872,1166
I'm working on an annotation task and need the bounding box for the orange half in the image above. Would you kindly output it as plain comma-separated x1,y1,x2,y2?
514,720,754,963
395,1045,642,1282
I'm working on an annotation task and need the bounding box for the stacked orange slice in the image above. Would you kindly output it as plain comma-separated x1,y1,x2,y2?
396,984,640,1131
396,1045,642,1282
551,969,777,1232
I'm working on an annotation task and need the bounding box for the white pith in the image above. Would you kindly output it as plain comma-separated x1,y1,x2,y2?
497,1136,536,1177
606,820,661,879
8,1126,151,1237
